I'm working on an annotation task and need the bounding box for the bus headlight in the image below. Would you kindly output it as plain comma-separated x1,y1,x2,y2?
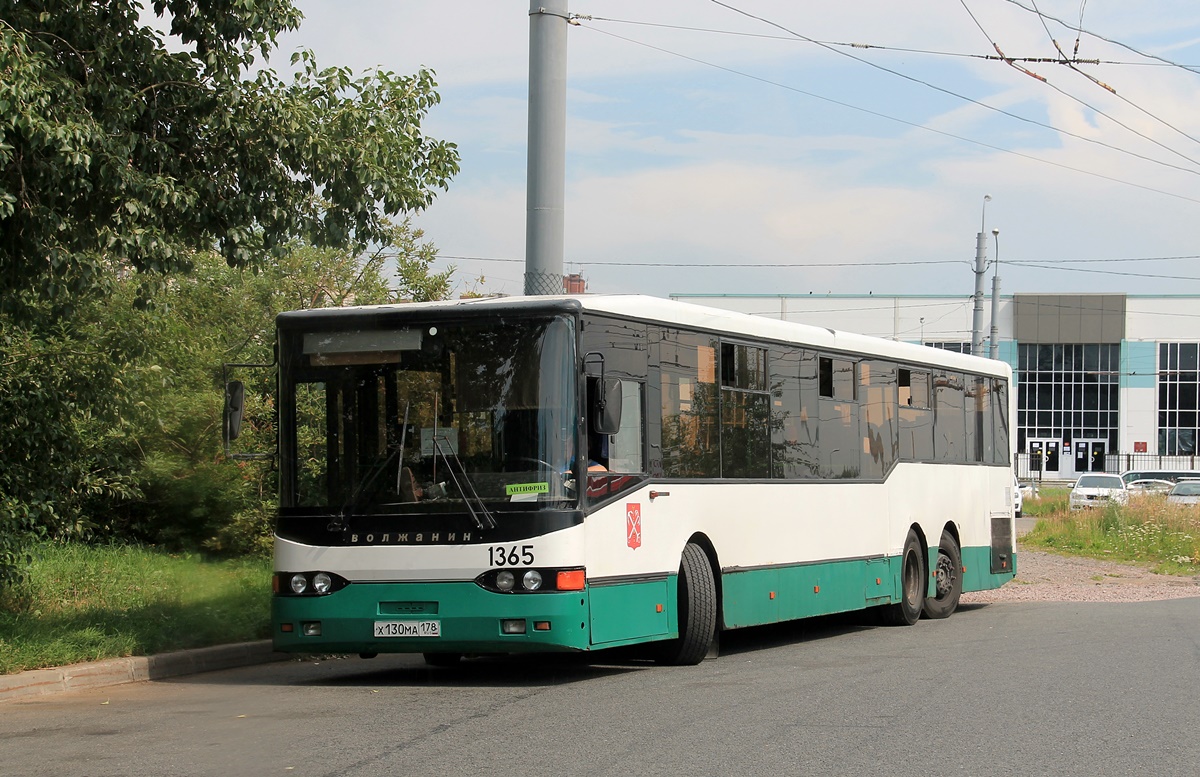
475,567,584,594
275,571,349,596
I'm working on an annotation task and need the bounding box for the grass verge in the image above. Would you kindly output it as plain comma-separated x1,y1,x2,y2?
0,542,271,675
1022,488,1200,575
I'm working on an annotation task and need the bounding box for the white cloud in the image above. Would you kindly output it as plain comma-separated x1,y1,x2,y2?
280,0,1200,299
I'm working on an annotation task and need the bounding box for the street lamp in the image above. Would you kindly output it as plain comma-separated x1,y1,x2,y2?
971,195,991,357
988,228,1000,359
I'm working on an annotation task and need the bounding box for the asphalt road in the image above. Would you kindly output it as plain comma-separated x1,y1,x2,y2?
2,598,1198,777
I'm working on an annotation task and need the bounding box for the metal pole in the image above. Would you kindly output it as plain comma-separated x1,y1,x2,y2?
970,194,991,356
988,227,1000,359
525,0,569,296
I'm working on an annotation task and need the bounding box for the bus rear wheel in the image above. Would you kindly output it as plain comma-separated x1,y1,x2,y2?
659,542,717,665
922,530,962,619
880,529,925,626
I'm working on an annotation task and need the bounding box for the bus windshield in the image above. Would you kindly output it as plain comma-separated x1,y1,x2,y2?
280,315,578,514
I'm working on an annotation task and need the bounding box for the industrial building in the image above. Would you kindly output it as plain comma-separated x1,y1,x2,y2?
671,292,1200,481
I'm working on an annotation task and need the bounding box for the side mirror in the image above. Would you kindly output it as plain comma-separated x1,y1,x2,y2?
591,377,623,436
225,381,245,442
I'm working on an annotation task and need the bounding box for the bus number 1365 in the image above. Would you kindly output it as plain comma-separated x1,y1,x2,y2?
489,545,535,566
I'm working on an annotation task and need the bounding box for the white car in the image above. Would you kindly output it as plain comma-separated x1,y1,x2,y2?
1126,478,1175,496
1166,480,1200,506
1069,474,1128,511
1013,476,1024,517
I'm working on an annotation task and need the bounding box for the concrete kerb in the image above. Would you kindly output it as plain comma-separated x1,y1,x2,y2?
0,640,289,704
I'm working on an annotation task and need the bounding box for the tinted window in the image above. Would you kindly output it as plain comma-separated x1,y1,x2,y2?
993,379,1010,465
660,331,719,477
770,347,820,479
934,371,965,462
819,358,860,479
861,360,897,479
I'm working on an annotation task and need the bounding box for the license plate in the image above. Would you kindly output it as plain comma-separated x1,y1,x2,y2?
373,620,440,638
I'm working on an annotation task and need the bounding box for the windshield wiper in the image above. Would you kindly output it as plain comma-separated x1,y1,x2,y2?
394,401,411,496
432,435,496,530
329,416,409,533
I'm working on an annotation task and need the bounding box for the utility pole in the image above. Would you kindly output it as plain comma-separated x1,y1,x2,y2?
988,227,1000,359
970,195,991,357
525,0,569,296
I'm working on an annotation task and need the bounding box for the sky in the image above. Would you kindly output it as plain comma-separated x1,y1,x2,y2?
262,1,1200,300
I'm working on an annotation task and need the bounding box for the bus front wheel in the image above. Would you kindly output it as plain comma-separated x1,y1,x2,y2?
880,529,925,626
922,530,962,620
658,542,717,665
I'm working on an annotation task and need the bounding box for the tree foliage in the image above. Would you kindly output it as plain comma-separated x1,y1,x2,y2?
0,0,459,311
0,0,462,586
2,222,451,583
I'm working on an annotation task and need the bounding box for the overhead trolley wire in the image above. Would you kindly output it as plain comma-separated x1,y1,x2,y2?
573,21,1200,205
982,0,1200,161
1002,0,1200,76
702,0,1200,178
433,254,1200,283
579,14,1197,69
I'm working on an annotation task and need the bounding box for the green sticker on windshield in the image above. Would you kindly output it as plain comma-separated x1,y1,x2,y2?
506,482,549,496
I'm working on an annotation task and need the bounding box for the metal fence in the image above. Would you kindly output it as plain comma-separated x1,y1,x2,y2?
1015,452,1200,481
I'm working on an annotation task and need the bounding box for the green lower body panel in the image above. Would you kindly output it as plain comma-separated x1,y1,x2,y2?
273,581,592,655
588,578,675,647
721,557,895,629
961,546,1017,592
275,550,1017,655
720,548,1016,630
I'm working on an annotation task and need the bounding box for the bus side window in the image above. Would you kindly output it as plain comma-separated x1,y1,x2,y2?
604,381,644,474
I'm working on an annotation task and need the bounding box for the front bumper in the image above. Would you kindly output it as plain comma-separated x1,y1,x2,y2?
273,580,592,654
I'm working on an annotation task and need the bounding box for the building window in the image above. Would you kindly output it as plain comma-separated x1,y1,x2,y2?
1158,342,1200,455
925,342,970,354
1016,343,1119,453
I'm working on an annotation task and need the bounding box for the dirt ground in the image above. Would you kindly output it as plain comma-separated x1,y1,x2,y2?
961,548,1200,603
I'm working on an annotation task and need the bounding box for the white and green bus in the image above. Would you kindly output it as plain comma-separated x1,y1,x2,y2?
253,294,1015,666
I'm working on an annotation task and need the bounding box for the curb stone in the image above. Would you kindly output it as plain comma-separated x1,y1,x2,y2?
0,640,288,704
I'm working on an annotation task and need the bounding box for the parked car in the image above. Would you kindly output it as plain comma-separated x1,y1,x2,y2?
1119,469,1200,486
1126,478,1176,496
1069,474,1129,511
1166,480,1200,506
1013,475,1024,517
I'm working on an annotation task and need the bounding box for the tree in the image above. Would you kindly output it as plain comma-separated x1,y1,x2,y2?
0,0,459,311
0,0,461,585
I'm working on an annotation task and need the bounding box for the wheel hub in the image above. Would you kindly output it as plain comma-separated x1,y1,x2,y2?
934,553,956,598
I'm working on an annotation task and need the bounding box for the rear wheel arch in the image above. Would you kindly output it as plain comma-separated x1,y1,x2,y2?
939,521,961,550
